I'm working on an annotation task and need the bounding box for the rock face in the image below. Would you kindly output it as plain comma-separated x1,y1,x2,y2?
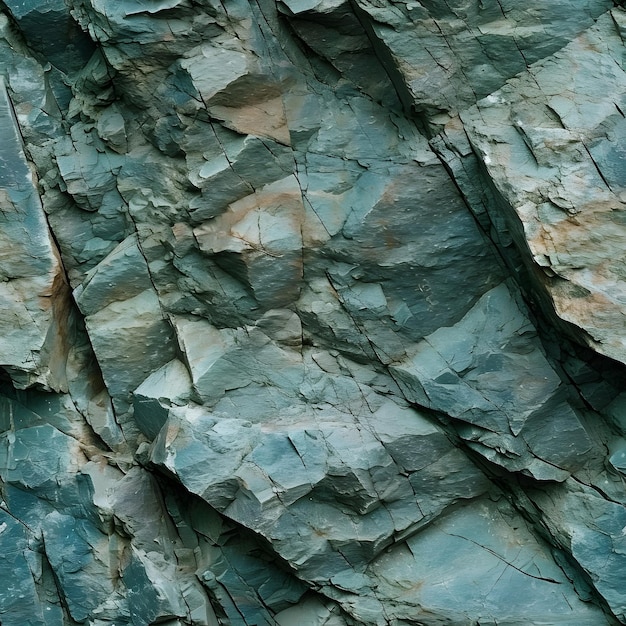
0,1,625,624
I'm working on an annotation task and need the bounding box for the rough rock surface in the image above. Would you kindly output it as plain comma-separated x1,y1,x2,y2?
0,1,624,625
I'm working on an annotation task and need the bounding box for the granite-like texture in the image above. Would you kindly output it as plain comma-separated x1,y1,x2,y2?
0,0,624,624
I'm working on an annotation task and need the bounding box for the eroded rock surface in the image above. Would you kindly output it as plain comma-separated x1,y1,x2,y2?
0,1,624,625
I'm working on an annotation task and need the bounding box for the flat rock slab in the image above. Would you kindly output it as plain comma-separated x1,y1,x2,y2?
367,496,612,625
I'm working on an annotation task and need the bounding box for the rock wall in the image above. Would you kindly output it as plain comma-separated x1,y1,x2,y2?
0,1,625,624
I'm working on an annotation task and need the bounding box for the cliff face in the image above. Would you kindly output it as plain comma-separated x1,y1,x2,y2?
0,1,625,624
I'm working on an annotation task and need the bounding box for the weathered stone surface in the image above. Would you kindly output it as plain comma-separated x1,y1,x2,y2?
349,0,612,126
149,386,494,620
132,358,191,439
0,77,71,390
367,496,611,625
0,395,219,624
524,479,626,623
0,0,624,624
447,10,626,365
74,235,178,426
391,281,595,480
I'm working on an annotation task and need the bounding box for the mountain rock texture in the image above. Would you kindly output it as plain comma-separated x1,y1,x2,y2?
0,0,625,624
